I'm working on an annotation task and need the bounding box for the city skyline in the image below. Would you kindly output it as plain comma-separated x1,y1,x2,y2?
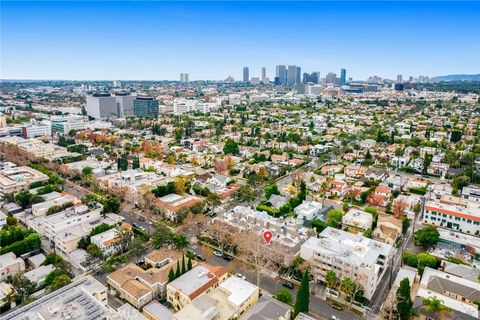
2,1,480,80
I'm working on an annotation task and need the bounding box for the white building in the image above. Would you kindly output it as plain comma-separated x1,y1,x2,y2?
423,199,480,235
342,208,373,231
86,93,117,119
300,227,394,299
22,123,52,138
293,201,324,223
0,253,25,281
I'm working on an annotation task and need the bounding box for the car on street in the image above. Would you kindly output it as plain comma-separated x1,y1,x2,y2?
331,316,341,320
235,273,246,280
196,255,206,261
282,282,294,289
213,251,222,257
330,303,343,311
222,254,233,261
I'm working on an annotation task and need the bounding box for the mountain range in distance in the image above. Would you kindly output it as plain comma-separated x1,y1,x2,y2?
432,74,480,81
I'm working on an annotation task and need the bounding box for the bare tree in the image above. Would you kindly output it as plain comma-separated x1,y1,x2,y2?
234,230,274,287
392,198,409,219
181,212,208,238
208,220,235,255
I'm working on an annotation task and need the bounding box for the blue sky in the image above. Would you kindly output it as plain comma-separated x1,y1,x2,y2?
1,1,479,80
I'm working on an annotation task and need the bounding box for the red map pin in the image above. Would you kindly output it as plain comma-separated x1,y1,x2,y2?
263,230,273,244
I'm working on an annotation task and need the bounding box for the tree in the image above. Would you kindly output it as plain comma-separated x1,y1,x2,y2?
393,198,409,219
181,255,186,274
209,220,235,255
402,217,411,234
396,278,413,320
223,139,240,155
293,270,310,318
327,209,343,228
234,231,273,287
132,156,140,169
422,296,450,320
103,197,120,214
275,289,292,305
187,256,192,270
264,184,280,199
415,226,440,249
325,270,338,289
85,243,104,266
129,237,147,260
175,260,181,278
168,268,175,282
340,277,363,310
48,274,72,291
11,274,36,304
173,176,187,195
82,166,93,175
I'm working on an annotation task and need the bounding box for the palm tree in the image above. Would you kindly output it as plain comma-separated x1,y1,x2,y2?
422,297,450,320
395,148,404,170
321,181,328,206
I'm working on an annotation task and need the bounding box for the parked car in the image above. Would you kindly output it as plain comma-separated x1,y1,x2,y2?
236,273,246,280
196,255,206,261
331,316,341,320
330,303,343,311
282,282,294,289
222,254,233,261
213,251,222,257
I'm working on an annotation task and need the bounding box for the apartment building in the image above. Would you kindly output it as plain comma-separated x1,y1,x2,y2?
173,276,259,320
21,123,51,138
300,227,394,299
0,165,49,194
0,252,25,281
98,170,167,205
342,208,373,231
90,223,132,255
167,263,228,311
416,267,480,319
423,199,480,235
156,193,204,221
2,276,110,320
107,250,183,309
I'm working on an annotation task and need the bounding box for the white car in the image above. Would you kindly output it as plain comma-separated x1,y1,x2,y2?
331,316,341,320
236,273,246,280
213,251,222,257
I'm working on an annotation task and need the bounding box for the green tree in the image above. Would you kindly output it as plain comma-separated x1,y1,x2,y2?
275,289,292,305
422,296,450,320
168,268,175,282
187,256,193,270
103,197,120,214
132,156,140,169
264,184,280,200
223,139,240,155
325,270,338,289
181,255,186,274
11,274,36,304
327,209,343,228
175,260,181,278
48,274,72,291
82,166,93,175
415,226,440,249
396,278,413,320
293,270,310,318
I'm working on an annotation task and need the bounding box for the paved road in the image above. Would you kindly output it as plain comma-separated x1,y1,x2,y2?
189,245,361,320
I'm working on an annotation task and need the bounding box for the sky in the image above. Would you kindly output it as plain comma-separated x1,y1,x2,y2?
1,1,479,81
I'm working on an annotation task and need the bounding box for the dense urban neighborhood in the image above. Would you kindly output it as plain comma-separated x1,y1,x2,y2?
0,76,479,320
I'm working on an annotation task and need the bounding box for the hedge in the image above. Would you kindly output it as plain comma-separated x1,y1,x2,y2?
0,233,41,256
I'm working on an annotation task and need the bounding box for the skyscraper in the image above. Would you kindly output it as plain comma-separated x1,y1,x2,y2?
184,73,189,82
243,67,249,82
396,74,403,83
276,65,287,85
261,67,266,82
340,68,346,85
326,72,337,84
296,67,301,85
180,73,185,81
287,65,297,85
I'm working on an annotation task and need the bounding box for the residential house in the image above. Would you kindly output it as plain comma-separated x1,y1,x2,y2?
342,208,373,231
0,253,25,281
373,214,402,245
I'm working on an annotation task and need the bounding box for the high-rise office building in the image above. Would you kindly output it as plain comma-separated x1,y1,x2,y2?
261,67,266,82
133,97,159,118
326,72,337,84
340,68,346,85
312,72,320,84
180,73,185,81
184,73,189,82
303,72,319,84
86,93,117,119
276,65,287,85
296,67,301,85
287,65,297,85
243,67,249,82
113,80,122,88
396,74,403,83
115,92,136,117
